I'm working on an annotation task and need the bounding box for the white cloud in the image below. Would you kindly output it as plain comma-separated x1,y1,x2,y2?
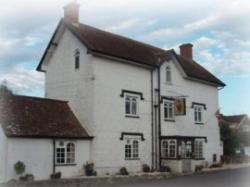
105,18,142,33
0,64,44,96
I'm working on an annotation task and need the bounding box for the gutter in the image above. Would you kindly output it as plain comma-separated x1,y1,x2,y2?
150,69,154,170
53,139,56,174
157,66,162,170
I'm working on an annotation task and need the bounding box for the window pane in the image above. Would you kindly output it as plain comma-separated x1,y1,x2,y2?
132,140,139,158
125,97,130,114
132,98,137,115
66,143,75,164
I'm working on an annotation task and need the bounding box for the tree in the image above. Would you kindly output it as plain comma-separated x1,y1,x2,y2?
0,80,12,97
220,121,240,155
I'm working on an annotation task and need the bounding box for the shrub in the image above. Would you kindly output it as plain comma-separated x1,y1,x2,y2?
50,172,61,179
160,166,171,172
195,165,204,172
209,162,223,168
19,174,34,182
119,167,129,175
142,164,150,173
84,162,97,176
14,161,25,175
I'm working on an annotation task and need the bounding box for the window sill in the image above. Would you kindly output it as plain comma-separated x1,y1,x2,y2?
195,122,204,125
125,115,140,119
164,119,175,122
55,164,77,167
125,158,140,161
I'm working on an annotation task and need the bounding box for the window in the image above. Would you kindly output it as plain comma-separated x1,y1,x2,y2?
125,95,138,116
194,140,203,159
164,100,175,121
161,139,176,158
56,141,76,165
180,141,192,158
194,105,203,123
125,139,139,159
74,50,80,69
166,66,171,83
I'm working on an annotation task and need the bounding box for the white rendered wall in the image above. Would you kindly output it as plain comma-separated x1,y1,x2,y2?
2,138,90,182
158,59,221,164
44,29,95,135
91,57,152,174
0,127,7,183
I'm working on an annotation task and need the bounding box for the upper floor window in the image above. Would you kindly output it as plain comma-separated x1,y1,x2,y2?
166,66,171,83
161,139,176,158
194,105,203,123
74,49,80,70
164,100,175,121
56,141,76,165
194,140,203,159
125,95,138,116
125,139,139,160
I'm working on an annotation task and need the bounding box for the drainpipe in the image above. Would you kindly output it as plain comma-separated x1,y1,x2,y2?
157,66,162,170
150,69,154,170
52,139,56,174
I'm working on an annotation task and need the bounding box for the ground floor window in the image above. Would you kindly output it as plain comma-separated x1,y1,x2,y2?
194,140,203,159
56,141,76,165
125,139,139,159
161,139,177,158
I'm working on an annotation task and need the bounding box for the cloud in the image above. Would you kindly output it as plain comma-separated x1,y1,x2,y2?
0,64,44,96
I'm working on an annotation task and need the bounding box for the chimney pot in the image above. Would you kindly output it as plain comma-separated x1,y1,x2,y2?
64,1,80,24
179,43,193,60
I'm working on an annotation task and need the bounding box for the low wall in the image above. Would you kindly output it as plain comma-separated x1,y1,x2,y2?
0,173,172,187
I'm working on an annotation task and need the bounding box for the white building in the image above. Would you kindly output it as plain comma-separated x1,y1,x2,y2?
0,1,226,182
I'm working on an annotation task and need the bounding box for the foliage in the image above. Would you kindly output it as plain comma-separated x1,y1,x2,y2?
159,166,171,172
195,165,204,172
220,122,240,155
50,172,61,179
0,81,12,97
119,167,129,175
14,161,25,175
84,162,97,176
209,162,223,168
19,174,34,182
142,164,150,173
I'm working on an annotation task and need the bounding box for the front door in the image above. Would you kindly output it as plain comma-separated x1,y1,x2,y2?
180,141,192,173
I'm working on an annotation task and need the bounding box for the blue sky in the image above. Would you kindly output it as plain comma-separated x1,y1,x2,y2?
0,0,250,115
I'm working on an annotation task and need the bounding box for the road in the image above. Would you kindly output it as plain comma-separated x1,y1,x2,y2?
119,167,250,187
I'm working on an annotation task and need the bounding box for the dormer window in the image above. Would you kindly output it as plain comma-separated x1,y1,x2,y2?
74,49,80,70
166,66,171,83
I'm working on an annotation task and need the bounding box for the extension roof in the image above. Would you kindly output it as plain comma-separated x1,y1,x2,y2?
0,94,92,139
37,19,225,87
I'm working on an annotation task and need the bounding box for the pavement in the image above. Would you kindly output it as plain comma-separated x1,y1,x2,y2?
116,167,250,187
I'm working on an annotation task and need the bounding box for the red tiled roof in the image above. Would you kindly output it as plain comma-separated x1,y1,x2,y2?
0,94,92,139
37,19,225,87
220,114,246,124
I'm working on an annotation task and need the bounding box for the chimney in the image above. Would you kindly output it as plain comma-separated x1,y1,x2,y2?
64,0,80,24
179,43,193,60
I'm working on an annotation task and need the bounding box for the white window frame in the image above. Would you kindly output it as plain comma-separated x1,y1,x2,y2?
194,140,203,159
164,100,175,121
125,94,139,117
194,105,203,123
161,139,177,158
125,139,140,160
55,141,76,165
166,65,172,83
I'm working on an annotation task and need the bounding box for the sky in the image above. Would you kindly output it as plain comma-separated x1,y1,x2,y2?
0,0,250,116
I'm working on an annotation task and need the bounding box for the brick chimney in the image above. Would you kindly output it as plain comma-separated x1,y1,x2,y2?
179,43,193,60
64,0,80,24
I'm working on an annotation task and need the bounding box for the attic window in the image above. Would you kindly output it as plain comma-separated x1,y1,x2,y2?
166,66,171,83
74,49,80,70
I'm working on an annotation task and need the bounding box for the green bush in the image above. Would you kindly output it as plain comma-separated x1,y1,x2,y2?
50,172,61,179
14,161,25,175
119,167,129,175
142,164,150,173
19,174,34,182
84,162,97,176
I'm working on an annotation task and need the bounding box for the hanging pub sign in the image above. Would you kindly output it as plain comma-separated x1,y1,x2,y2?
174,98,186,116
